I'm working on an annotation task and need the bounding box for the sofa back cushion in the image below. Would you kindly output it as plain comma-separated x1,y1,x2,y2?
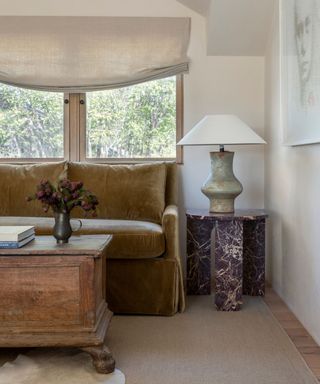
0,162,67,217
68,162,166,224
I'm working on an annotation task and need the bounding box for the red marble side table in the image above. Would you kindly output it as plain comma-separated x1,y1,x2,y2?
186,209,268,311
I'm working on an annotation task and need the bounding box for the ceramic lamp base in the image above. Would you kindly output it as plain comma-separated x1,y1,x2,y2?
209,198,236,213
201,151,243,213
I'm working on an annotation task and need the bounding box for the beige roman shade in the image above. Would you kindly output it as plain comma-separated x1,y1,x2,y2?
0,16,190,92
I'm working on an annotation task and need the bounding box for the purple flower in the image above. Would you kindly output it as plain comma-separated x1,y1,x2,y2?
27,178,99,217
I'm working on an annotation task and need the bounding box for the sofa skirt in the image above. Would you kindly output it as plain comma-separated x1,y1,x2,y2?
106,258,183,316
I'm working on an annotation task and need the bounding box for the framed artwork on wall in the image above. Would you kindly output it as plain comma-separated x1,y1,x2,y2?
281,0,320,145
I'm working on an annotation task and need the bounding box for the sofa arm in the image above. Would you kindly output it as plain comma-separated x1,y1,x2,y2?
162,204,180,260
162,204,185,312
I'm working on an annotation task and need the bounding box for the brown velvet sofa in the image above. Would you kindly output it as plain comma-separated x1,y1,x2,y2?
0,161,184,316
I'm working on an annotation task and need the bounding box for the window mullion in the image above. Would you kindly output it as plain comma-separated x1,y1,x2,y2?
68,93,81,162
79,93,86,162
63,93,70,161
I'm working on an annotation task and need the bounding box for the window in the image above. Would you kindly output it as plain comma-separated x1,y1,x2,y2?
86,77,176,160
0,84,64,159
0,76,183,163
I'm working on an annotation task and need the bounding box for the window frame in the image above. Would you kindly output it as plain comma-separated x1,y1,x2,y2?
0,75,184,164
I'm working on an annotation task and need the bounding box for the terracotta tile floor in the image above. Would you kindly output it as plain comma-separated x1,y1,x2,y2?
264,287,320,381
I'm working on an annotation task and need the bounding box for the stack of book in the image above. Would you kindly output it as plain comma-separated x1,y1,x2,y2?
0,226,35,248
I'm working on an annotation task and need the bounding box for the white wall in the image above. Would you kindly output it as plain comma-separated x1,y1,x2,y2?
265,1,320,344
0,0,266,268
206,0,274,56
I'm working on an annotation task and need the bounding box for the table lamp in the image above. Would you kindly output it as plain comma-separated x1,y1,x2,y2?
177,115,266,213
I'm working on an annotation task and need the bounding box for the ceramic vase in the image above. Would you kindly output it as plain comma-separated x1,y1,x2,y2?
201,151,243,213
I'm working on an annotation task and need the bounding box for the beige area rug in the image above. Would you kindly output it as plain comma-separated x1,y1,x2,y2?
108,295,318,384
0,296,317,384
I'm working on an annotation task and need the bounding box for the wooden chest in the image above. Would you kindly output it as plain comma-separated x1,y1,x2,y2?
0,235,115,373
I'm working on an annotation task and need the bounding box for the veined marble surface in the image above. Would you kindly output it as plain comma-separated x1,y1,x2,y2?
186,211,267,311
243,219,265,296
215,219,243,311
186,209,268,220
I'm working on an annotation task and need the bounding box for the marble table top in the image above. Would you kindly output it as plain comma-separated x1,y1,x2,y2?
186,209,268,220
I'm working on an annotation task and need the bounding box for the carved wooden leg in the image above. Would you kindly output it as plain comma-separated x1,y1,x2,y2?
82,344,115,374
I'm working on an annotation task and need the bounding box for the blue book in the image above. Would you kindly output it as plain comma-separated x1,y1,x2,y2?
0,235,35,249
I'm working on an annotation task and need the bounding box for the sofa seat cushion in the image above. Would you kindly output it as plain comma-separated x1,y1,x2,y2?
0,217,165,259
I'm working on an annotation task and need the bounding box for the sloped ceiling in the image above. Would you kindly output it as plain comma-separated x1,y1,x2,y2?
176,0,211,16
177,0,275,56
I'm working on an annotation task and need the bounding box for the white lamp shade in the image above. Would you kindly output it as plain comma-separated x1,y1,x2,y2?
177,115,266,146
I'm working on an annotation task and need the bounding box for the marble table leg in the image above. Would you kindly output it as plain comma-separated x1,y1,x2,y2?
187,216,213,295
243,218,266,296
214,219,243,311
